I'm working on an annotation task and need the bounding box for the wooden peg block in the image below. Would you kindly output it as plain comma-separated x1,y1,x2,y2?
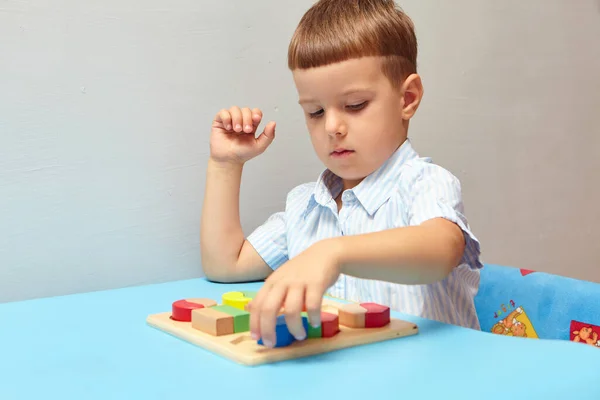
187,298,218,307
171,298,217,322
321,311,340,338
360,303,390,328
301,312,322,338
222,291,254,311
241,291,257,299
191,307,234,336
258,315,295,348
338,303,367,328
211,304,250,333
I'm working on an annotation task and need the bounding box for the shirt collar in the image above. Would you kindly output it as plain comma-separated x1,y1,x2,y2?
305,138,419,217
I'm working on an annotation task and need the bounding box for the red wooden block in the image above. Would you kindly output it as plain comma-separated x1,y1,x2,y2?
172,300,205,321
321,311,340,338
520,269,536,276
172,298,217,321
360,302,390,328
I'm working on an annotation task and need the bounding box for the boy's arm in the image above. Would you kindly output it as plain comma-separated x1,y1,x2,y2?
335,165,481,284
200,159,273,283
200,106,276,283
331,217,465,284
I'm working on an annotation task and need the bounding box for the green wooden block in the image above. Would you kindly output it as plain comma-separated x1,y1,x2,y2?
241,291,257,299
212,304,250,333
302,312,322,338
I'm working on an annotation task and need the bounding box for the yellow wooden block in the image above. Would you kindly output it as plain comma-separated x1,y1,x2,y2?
222,291,253,311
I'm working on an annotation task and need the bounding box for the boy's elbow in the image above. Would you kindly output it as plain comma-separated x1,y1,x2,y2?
441,227,466,275
200,257,237,283
202,266,226,283
421,217,466,275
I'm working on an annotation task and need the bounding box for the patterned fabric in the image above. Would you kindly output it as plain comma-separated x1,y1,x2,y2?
474,264,600,348
247,138,483,330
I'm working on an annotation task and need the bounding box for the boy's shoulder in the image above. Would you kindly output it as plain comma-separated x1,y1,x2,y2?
389,157,464,208
397,156,462,191
284,181,317,205
281,155,462,212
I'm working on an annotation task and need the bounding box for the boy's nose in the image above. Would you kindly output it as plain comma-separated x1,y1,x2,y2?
325,113,347,137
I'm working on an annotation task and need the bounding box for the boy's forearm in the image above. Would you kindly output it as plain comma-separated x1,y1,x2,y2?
200,158,245,279
332,218,465,285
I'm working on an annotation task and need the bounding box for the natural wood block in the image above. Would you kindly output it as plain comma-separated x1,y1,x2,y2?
186,298,218,307
338,303,367,328
171,298,217,322
360,303,390,328
191,307,234,336
211,305,250,333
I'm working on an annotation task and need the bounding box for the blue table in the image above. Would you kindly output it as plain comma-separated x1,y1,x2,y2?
1,278,599,399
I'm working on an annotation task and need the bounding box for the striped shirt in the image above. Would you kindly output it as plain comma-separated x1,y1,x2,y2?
247,138,483,330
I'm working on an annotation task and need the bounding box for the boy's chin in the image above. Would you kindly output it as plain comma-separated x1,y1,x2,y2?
328,166,371,182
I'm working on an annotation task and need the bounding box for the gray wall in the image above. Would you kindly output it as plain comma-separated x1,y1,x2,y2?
1,1,599,303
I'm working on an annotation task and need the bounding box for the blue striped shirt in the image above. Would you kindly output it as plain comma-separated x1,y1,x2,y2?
247,138,483,330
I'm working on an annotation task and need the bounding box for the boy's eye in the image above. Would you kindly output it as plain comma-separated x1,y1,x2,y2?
308,109,323,118
347,101,367,110
307,101,367,118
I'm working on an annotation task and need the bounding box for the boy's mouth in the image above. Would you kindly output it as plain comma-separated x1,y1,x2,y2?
330,148,355,158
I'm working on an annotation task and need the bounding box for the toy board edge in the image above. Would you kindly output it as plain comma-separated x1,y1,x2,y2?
146,312,256,365
146,310,418,366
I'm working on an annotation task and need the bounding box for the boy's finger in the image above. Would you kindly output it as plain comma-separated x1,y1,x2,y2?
229,106,243,133
255,121,276,152
241,107,253,133
216,109,232,131
259,285,287,348
251,108,262,126
283,286,306,341
249,285,269,340
305,287,323,328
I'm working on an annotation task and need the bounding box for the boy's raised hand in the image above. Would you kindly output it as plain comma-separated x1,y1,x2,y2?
210,106,276,165
246,240,343,348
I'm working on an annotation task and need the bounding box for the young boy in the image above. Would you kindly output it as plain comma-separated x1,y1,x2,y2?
200,0,482,348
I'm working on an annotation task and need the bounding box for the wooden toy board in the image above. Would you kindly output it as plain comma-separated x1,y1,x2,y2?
146,298,418,366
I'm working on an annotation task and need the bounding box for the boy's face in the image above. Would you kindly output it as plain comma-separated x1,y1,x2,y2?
292,56,422,190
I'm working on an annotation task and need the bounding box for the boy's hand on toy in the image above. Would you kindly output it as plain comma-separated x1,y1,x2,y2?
209,106,276,165
247,239,342,348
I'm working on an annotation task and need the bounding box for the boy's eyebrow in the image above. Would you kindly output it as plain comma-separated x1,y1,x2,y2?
298,88,373,104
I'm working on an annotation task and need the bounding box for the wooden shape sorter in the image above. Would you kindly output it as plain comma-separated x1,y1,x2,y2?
146,291,418,366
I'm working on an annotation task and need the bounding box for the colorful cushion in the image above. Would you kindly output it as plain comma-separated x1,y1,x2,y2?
474,264,600,349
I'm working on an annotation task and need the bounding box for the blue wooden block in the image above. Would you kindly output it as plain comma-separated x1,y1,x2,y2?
257,315,295,347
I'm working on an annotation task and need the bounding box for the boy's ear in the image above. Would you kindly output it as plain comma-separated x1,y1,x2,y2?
400,73,423,120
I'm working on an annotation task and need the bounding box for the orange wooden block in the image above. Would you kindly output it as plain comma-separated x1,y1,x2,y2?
191,307,234,336
338,303,367,328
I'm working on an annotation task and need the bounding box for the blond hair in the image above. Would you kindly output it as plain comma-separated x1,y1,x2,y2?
288,0,418,85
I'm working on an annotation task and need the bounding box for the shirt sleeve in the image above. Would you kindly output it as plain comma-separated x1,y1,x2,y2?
405,164,482,269
246,211,289,270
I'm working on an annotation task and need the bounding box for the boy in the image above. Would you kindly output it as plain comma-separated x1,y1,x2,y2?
200,0,482,348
